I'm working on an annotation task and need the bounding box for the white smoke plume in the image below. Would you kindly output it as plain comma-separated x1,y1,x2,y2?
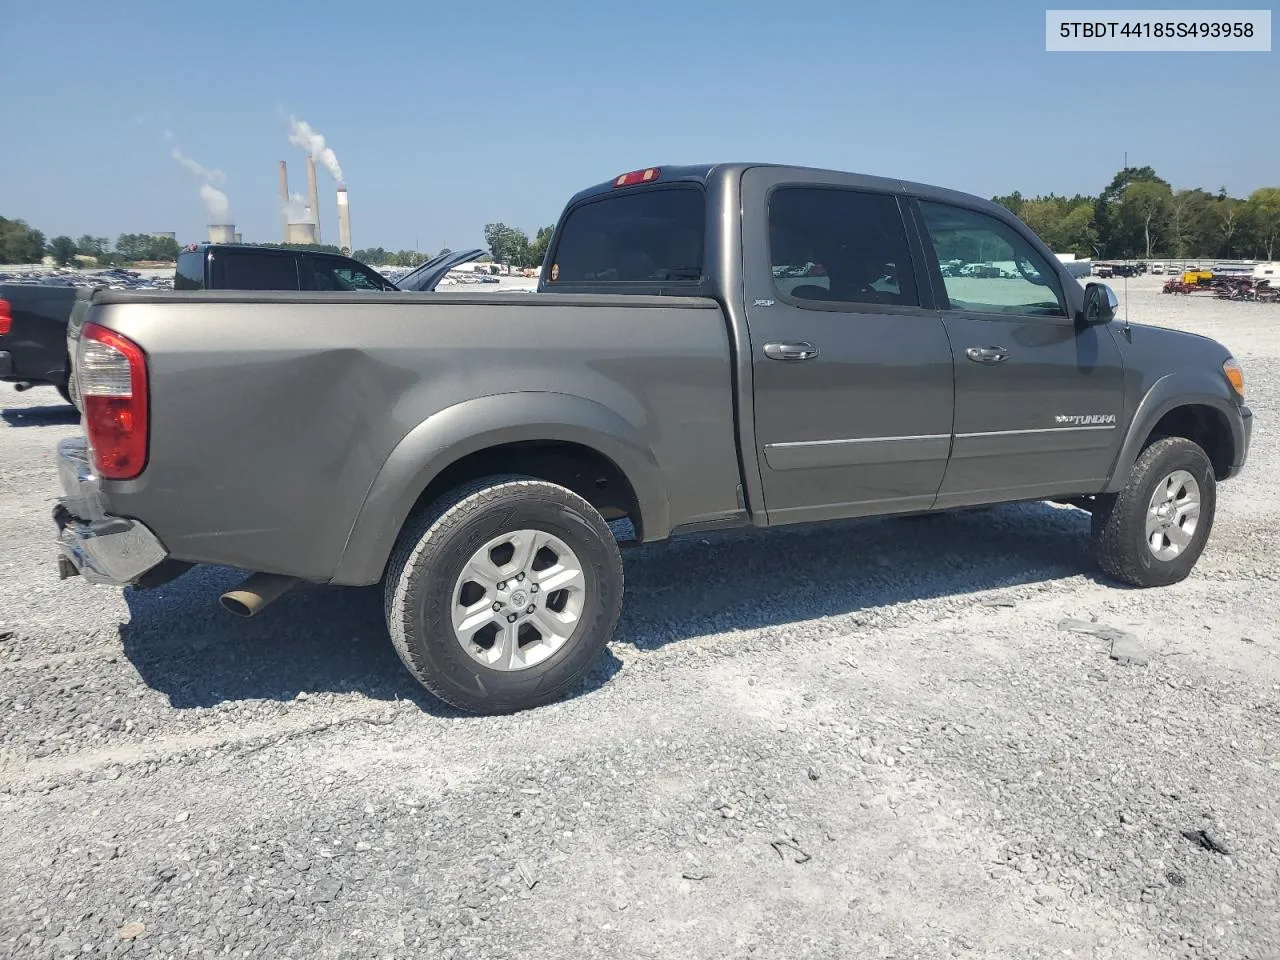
171,147,226,184
170,144,231,222
288,116,344,185
282,191,314,224
200,184,231,223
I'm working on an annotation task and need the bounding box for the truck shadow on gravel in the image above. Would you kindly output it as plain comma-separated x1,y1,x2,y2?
118,500,1094,713
1,404,79,427
118,566,622,717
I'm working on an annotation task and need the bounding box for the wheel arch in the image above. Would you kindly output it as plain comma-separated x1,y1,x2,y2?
332,392,670,585
1104,372,1244,493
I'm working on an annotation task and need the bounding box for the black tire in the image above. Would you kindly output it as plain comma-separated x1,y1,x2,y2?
383,475,624,714
1091,437,1217,587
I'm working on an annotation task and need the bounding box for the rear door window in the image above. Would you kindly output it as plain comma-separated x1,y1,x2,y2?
212,251,301,290
768,187,920,307
547,186,705,284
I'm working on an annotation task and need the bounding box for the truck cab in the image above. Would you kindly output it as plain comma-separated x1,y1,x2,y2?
175,243,398,292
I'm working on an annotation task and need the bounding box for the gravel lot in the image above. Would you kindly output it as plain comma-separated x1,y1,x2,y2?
2,275,1278,960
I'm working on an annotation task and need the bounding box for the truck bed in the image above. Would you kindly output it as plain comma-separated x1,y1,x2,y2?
76,290,742,583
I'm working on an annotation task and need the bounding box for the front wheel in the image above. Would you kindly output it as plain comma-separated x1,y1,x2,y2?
383,476,624,714
1090,437,1217,587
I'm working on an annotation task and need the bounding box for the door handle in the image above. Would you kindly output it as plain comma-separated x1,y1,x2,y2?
965,346,1009,364
764,341,820,361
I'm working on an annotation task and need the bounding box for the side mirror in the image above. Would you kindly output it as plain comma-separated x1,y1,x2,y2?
1080,282,1118,326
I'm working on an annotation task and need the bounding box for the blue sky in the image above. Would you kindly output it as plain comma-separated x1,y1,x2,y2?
1,0,1275,251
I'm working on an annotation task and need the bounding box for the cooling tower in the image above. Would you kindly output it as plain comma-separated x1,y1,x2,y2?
336,187,352,253
306,156,322,244
208,224,235,243
278,160,290,242
287,222,319,244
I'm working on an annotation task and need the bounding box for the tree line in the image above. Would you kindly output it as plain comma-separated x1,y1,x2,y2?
993,166,1280,261
0,219,182,266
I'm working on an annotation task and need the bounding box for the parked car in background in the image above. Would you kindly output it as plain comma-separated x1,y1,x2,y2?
393,249,487,291
1151,262,1165,274
53,162,1252,715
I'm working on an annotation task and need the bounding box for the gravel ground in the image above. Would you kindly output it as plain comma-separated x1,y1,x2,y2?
2,275,1278,960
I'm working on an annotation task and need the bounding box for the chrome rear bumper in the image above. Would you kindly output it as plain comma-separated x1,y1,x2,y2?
53,436,167,587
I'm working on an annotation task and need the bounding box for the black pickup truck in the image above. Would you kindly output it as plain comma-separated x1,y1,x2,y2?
3,246,406,406
0,283,81,403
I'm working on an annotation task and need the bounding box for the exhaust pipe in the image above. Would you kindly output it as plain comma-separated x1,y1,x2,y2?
13,381,33,392
219,572,299,618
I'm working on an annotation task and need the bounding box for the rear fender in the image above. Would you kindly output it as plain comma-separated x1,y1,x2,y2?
332,392,669,585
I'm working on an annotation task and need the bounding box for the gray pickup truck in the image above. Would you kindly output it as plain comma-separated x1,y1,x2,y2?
52,163,1253,714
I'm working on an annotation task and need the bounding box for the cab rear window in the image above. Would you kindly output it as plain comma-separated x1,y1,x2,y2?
547,186,704,284
174,250,206,290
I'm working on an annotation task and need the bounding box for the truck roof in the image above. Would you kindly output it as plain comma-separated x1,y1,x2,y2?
182,243,353,259
565,162,1017,220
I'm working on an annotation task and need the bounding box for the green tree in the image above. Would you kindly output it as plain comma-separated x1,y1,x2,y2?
1118,180,1172,258
50,235,78,266
150,236,180,261
0,217,48,263
392,250,428,267
1096,166,1169,256
483,222,533,267
437,247,452,258
991,191,1025,217
1058,203,1098,257
1167,189,1211,258
1247,187,1280,260
529,225,555,268
1213,198,1244,257
351,247,392,265
76,235,109,259
115,233,147,261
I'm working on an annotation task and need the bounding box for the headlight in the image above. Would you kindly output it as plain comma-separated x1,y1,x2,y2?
1223,358,1245,400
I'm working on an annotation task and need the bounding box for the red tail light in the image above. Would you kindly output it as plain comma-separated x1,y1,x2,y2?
613,167,661,187
0,299,11,336
78,322,149,480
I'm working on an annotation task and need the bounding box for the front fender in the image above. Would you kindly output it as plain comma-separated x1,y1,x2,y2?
331,392,670,586
1103,370,1247,493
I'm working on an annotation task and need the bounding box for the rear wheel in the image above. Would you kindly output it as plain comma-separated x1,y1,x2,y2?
1091,437,1216,587
383,476,624,714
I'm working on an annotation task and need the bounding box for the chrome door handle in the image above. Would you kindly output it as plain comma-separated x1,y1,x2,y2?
764,341,819,361
966,346,1009,364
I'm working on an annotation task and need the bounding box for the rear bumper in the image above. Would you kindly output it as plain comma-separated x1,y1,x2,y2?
0,351,11,377
53,436,167,586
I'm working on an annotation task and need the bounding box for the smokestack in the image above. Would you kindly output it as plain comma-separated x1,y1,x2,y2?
208,224,235,243
336,187,352,253
278,160,290,242
306,156,321,244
